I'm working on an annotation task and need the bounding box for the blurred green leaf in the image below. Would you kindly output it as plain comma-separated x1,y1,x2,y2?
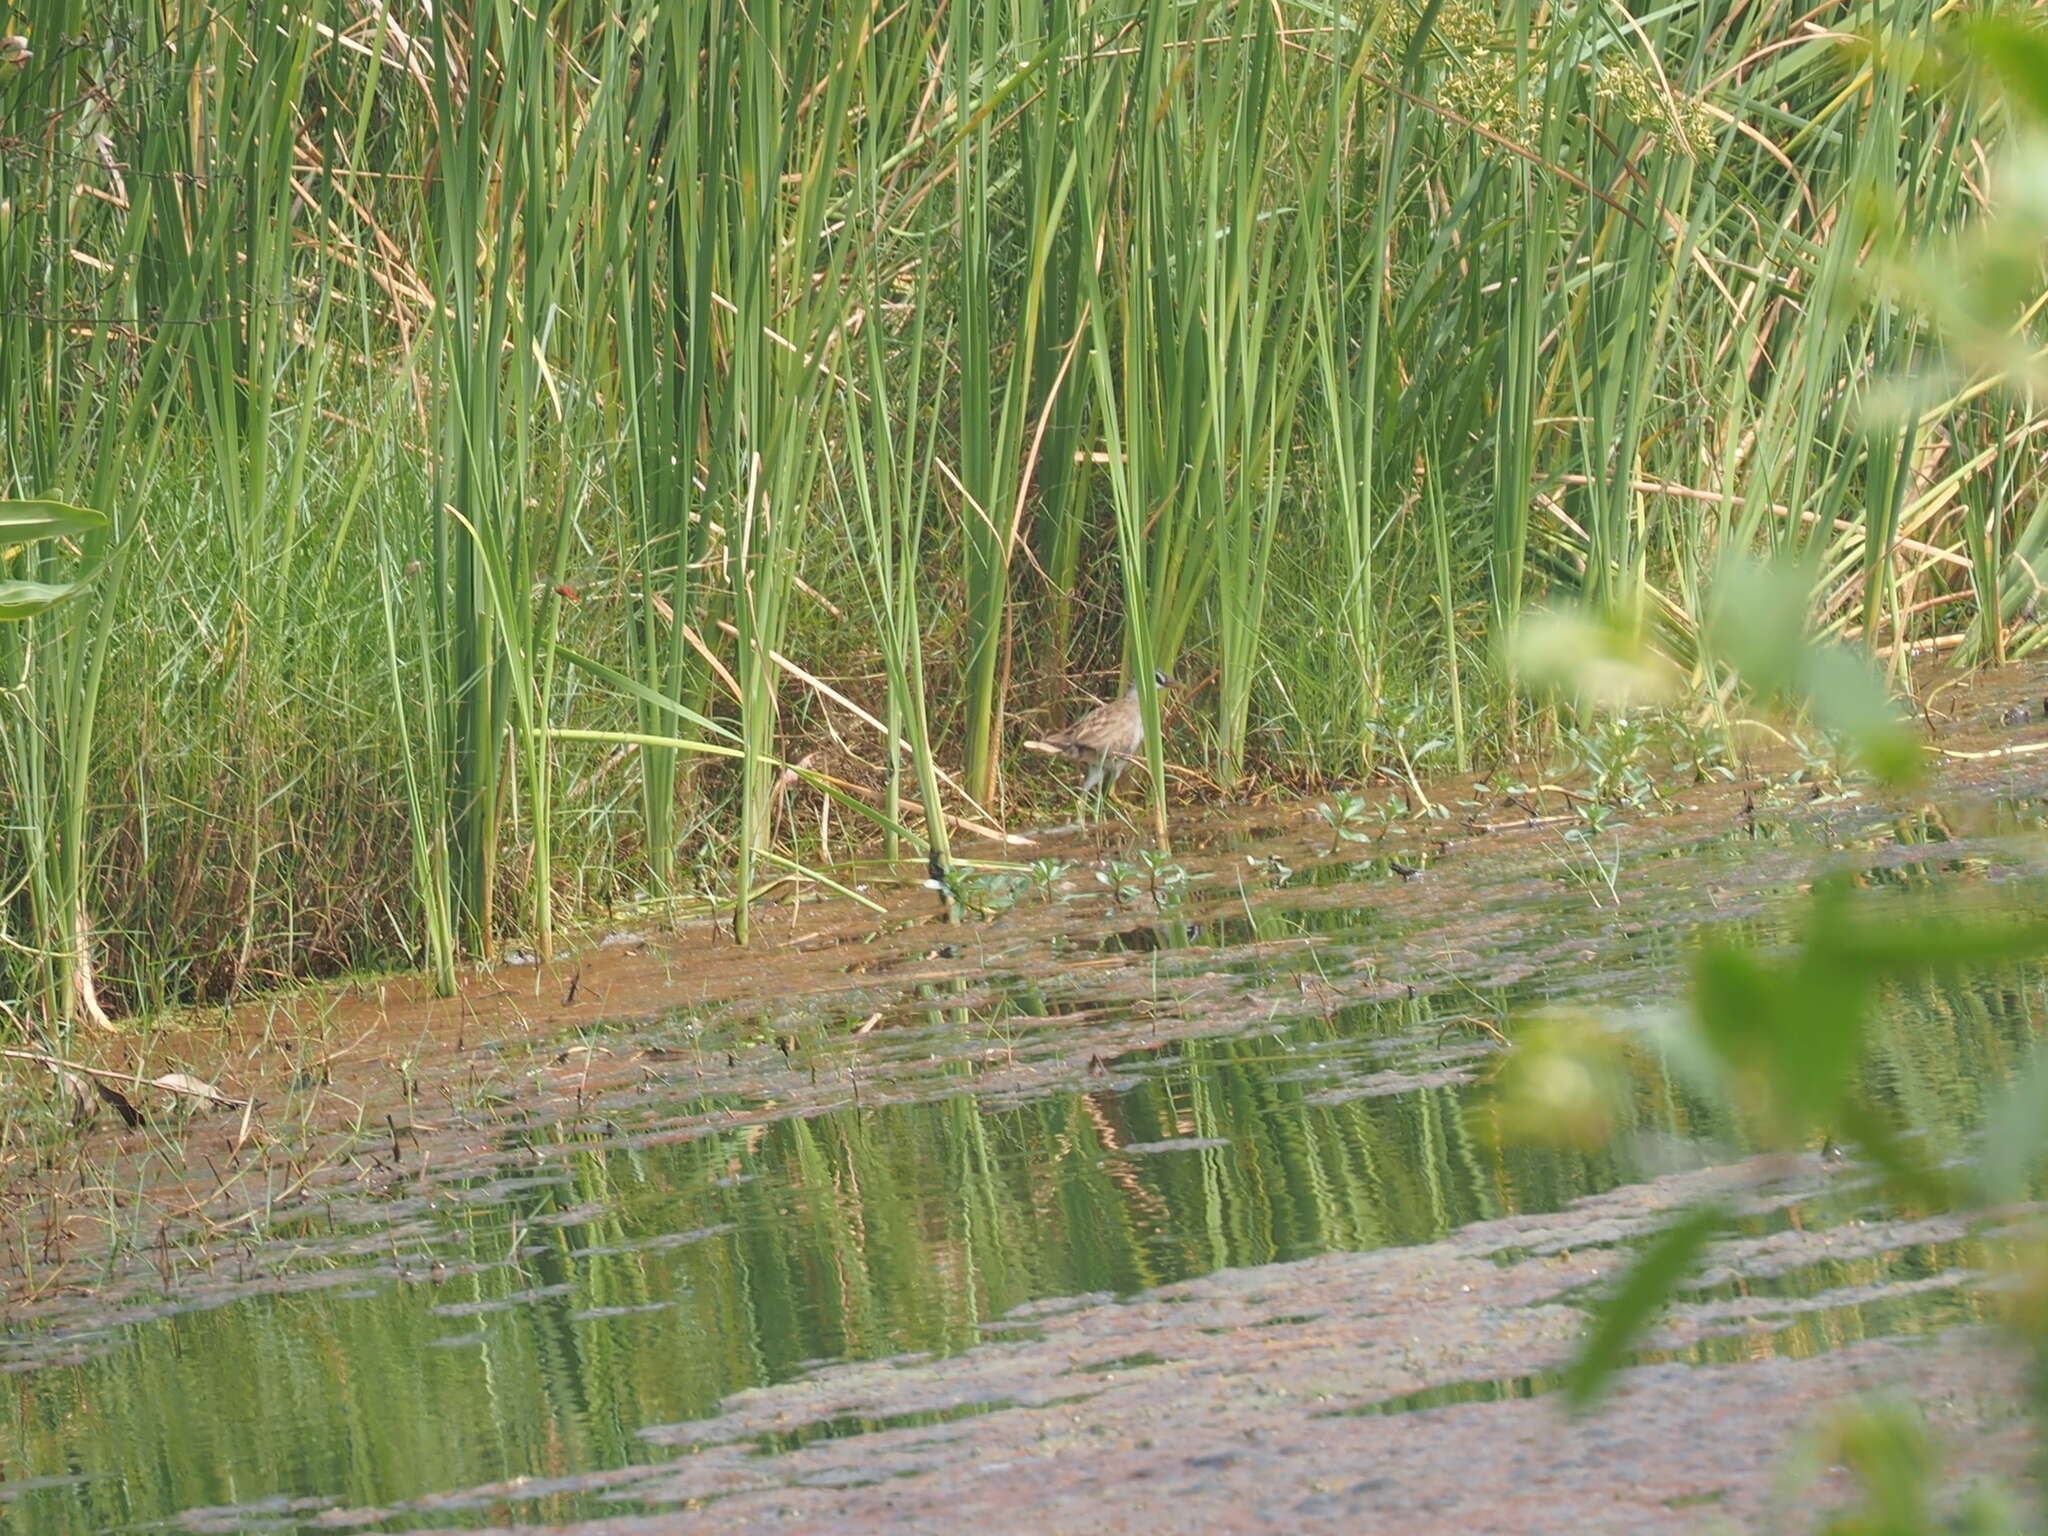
1800,646,1922,785
1565,1202,1729,1411
1704,556,1811,688
1694,881,2048,1149
1484,1011,1638,1152
1979,1043,2048,1203
1704,556,1921,787
0,578,84,621
1818,910,2048,974
1693,880,1871,1139
1957,16,2048,124
1808,1399,1938,1536
0,499,107,543
1510,605,1680,712
1835,1097,1959,1212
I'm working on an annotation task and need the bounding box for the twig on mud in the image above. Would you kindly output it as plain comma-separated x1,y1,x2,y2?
1935,741,2048,761
177,1146,344,1232
1464,813,1576,833
305,1020,386,1073
1438,1014,1510,1047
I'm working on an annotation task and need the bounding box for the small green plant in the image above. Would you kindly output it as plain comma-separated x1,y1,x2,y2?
1556,825,1623,907
1365,702,1447,817
1135,848,1189,907
1026,858,1073,899
1561,713,1661,812
1094,860,1144,906
1370,795,1409,831
952,867,1026,919
1312,791,1375,850
1654,715,1737,787
1573,800,1623,838
1785,731,1853,799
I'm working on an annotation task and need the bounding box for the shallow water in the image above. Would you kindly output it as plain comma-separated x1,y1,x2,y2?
6,777,2047,1532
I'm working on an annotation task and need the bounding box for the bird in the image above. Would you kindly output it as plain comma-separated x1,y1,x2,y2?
1032,670,1174,806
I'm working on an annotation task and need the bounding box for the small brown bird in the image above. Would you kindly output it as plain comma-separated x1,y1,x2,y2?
1036,669,1174,798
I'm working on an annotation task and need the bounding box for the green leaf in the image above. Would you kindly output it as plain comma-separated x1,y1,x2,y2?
1824,913,2048,974
1703,556,1920,788
0,501,109,620
1694,944,1862,1138
1978,1043,2048,1203
1799,646,1922,787
1778,879,1881,1112
1705,557,1812,689
1959,16,2048,124
554,644,741,743
0,499,108,544
1692,944,1777,1058
0,579,84,621
1834,1097,1959,1212
1566,1202,1729,1411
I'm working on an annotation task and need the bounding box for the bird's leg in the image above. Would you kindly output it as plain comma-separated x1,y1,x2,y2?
1104,754,1142,835
1105,755,1136,828
1077,760,1104,827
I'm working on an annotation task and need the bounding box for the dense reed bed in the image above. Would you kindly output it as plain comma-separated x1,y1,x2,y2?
0,0,2035,1021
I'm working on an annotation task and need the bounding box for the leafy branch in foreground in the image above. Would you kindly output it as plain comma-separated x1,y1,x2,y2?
1487,874,2048,1536
1500,529,2046,1518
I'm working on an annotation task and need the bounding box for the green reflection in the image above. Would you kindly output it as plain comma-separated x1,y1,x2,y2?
6,895,2044,1532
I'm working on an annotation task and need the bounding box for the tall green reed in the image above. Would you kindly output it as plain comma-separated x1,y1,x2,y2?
722,0,866,942
834,282,951,878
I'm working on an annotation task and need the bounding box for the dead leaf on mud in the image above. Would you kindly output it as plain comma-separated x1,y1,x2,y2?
151,1072,240,1110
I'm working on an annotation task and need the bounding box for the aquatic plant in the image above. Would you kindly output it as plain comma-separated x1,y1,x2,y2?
1094,861,1145,908
1026,859,1073,900
1134,848,1191,907
1312,792,1375,851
